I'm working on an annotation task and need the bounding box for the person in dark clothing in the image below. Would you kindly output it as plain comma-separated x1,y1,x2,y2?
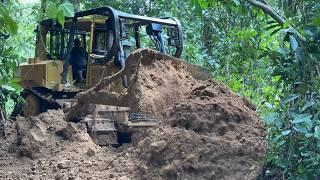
71,38,88,84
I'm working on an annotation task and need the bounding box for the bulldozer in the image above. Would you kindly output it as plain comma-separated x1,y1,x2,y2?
15,7,211,145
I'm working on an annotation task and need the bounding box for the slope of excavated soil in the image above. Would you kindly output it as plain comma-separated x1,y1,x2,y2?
130,81,266,180
125,59,196,116
0,50,266,179
0,110,137,179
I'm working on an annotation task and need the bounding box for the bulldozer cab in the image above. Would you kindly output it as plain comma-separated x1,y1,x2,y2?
22,6,183,92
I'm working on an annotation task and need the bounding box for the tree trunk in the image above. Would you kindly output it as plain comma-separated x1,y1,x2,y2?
246,0,286,24
34,0,46,59
73,0,80,12
40,0,46,19
0,108,6,138
203,17,213,56
246,0,306,42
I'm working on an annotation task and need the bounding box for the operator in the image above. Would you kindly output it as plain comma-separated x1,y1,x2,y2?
71,38,88,84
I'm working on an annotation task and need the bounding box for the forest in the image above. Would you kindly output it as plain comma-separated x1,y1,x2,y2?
1,0,320,179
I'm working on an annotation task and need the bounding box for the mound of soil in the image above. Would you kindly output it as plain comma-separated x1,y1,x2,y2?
129,80,266,180
0,110,137,179
0,49,266,179
125,58,196,116
166,81,263,136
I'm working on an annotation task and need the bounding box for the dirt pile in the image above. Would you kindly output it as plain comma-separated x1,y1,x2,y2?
0,110,137,179
0,49,266,179
125,58,196,115
128,80,266,180
166,81,260,134
15,110,94,159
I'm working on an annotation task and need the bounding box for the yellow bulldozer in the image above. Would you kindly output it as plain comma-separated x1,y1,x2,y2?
14,7,211,145
15,7,184,117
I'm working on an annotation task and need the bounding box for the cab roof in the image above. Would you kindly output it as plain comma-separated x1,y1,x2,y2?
40,16,107,31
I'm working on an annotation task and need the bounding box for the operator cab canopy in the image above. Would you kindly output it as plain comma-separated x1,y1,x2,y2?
64,17,105,31
36,6,183,63
38,16,109,61
33,6,184,87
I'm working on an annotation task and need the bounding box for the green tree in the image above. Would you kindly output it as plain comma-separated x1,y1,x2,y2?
0,2,21,121
191,0,320,178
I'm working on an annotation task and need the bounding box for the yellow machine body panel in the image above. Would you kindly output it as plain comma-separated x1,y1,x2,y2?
19,60,73,90
86,57,124,93
86,58,105,89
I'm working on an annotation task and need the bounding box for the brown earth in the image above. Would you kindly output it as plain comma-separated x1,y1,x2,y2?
0,50,266,179
0,110,137,180
133,81,266,180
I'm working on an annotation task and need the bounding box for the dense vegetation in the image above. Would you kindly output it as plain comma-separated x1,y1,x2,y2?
0,1,22,119
0,0,320,178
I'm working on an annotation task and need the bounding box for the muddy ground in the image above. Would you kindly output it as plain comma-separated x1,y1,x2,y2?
0,50,266,180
